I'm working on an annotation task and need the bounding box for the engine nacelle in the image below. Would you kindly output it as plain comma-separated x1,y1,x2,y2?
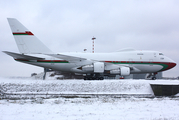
120,67,130,76
93,62,104,73
81,65,94,72
110,67,130,76
110,69,120,74
79,62,105,73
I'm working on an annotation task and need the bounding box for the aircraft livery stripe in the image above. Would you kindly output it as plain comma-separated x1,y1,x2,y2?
104,61,175,71
13,31,34,35
15,59,29,62
15,59,69,63
15,59,175,72
37,60,69,63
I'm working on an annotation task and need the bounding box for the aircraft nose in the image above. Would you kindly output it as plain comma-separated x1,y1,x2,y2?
170,62,176,68
166,62,176,70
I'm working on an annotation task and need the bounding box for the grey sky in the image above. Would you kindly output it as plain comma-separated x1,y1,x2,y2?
0,0,179,77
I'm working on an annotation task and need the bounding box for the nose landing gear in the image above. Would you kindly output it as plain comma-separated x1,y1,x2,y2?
145,73,157,80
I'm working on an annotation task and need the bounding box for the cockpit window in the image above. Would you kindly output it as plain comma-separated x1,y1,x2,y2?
159,53,164,55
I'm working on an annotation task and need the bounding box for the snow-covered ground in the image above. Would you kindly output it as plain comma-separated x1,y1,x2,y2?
1,77,179,120
1,97,179,120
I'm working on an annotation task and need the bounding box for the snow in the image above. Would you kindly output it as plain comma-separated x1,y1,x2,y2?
150,79,179,85
0,77,154,94
1,97,179,120
175,93,179,96
1,77,179,119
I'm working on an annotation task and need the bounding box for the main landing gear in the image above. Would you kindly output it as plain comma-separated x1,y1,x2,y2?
43,68,47,80
145,73,157,80
43,68,53,80
84,74,104,80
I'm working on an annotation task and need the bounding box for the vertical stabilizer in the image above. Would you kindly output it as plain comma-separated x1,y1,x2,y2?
7,18,53,54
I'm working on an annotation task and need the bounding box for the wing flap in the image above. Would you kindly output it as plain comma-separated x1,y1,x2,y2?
46,54,86,61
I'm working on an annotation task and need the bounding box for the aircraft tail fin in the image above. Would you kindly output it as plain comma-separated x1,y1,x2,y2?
7,18,53,54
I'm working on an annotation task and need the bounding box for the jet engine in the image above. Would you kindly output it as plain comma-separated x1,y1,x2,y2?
78,62,104,73
110,67,130,76
80,65,94,72
93,62,104,73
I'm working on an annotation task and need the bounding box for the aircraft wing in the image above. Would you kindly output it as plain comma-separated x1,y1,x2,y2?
3,51,44,60
45,54,87,62
46,53,131,67
45,54,138,72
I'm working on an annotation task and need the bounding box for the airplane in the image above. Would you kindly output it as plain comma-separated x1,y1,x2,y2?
3,18,176,80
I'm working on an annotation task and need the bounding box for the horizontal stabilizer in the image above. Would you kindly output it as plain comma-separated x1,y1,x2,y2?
3,51,44,60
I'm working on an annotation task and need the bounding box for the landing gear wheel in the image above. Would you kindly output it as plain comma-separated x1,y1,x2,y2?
145,73,157,80
84,76,104,80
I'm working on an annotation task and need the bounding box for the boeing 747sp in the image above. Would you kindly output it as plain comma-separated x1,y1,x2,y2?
3,18,176,80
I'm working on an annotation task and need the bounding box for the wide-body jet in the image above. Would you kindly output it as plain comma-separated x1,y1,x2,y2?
3,18,176,80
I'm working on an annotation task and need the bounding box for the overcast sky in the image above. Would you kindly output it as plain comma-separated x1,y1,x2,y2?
0,0,179,77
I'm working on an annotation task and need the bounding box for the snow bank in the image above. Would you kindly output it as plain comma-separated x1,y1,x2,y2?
0,77,154,95
175,93,179,96
150,79,179,85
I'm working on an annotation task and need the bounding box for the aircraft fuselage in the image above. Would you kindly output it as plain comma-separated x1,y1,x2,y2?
15,50,176,74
